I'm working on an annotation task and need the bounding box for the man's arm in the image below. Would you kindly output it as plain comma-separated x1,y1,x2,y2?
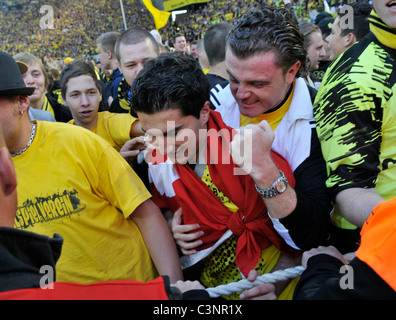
335,188,384,228
131,199,183,283
230,121,332,250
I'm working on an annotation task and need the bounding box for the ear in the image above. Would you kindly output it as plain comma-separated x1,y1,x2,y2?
345,32,356,47
107,50,113,60
200,101,210,125
285,60,301,85
17,95,30,115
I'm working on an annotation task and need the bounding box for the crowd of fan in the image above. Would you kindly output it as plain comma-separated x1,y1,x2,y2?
0,0,326,62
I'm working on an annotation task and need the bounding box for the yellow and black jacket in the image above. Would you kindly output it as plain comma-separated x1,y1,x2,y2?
314,11,396,248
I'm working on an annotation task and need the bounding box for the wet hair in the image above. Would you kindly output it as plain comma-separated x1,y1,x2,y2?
131,52,210,119
226,4,308,77
114,27,159,62
60,58,102,100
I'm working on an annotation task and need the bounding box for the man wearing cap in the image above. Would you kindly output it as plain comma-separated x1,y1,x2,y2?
0,51,183,285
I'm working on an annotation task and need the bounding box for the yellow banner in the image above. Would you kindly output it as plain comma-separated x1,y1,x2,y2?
142,0,171,30
163,0,210,12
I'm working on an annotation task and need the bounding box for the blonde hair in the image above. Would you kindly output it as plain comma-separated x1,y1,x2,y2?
13,52,49,90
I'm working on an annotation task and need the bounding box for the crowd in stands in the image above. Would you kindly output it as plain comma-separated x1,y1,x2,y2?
0,0,395,302
1,0,347,60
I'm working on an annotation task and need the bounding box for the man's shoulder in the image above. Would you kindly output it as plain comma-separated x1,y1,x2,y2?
209,81,233,110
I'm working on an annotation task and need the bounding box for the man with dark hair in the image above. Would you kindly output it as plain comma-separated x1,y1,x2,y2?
209,4,333,298
203,22,232,88
173,33,187,53
326,2,372,60
314,16,335,82
60,59,142,152
110,27,160,114
131,52,300,300
0,51,182,285
96,31,122,109
314,0,396,253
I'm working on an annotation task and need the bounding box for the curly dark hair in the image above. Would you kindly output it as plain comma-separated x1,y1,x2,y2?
131,52,210,119
226,4,308,78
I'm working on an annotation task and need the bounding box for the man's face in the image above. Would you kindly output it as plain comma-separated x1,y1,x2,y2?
97,43,111,70
22,63,46,104
137,105,209,164
226,49,296,118
326,17,349,61
190,44,197,59
63,75,102,129
174,36,187,53
373,0,396,28
307,31,326,71
117,39,159,86
0,96,20,148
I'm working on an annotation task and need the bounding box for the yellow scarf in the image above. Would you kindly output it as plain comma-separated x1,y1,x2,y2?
368,10,396,49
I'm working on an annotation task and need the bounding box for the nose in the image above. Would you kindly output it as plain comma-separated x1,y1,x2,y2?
80,93,89,106
319,47,326,58
136,63,144,75
24,73,34,86
234,83,250,100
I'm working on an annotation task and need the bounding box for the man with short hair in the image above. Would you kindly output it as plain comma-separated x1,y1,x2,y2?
326,2,371,61
0,51,182,285
204,22,232,88
110,27,160,114
61,59,143,152
173,33,187,53
96,31,122,109
132,52,300,300
209,6,332,299
211,5,332,249
313,0,396,252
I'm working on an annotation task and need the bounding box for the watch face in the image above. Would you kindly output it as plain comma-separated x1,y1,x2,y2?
275,180,287,193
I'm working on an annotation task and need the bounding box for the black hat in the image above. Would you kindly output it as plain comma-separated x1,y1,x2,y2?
0,51,35,96
318,17,335,37
315,11,333,25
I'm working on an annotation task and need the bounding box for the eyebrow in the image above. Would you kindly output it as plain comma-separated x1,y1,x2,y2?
68,87,98,94
142,124,184,137
226,70,271,86
123,57,153,65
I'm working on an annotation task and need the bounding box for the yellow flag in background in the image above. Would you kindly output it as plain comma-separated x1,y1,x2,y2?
323,0,331,13
142,0,171,30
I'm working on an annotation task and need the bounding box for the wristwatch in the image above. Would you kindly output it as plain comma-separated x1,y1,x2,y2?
255,170,288,198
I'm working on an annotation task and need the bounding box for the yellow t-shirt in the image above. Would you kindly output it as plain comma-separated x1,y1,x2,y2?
13,121,157,284
68,111,137,151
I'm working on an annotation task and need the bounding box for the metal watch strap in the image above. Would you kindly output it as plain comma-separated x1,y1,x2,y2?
255,170,288,198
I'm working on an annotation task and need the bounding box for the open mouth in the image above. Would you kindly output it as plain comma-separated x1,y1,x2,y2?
81,110,93,117
387,0,396,7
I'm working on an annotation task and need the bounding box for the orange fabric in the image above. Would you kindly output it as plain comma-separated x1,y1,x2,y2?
0,277,170,300
356,197,396,291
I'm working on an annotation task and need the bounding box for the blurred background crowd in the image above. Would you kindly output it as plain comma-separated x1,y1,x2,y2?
0,0,352,61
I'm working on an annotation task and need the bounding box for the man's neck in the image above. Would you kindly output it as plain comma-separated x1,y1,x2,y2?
208,61,228,81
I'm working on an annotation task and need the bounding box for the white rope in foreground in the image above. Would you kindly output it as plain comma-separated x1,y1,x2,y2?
205,266,305,298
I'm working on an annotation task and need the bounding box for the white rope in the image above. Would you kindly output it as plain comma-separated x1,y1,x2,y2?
205,266,305,298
